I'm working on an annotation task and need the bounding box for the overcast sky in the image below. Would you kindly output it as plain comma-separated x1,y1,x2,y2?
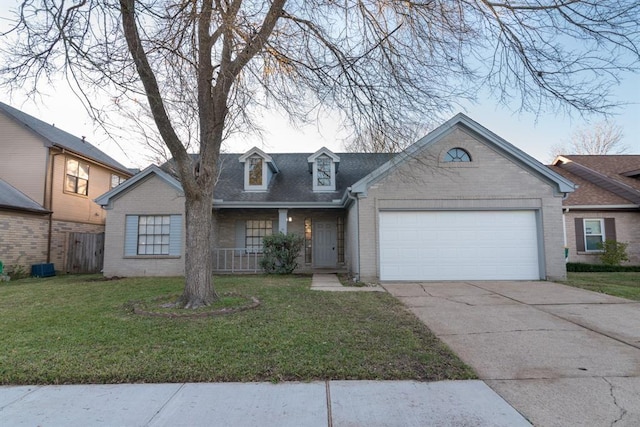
1,1,638,169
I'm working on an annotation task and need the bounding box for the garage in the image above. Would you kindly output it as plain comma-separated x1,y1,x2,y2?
379,210,541,281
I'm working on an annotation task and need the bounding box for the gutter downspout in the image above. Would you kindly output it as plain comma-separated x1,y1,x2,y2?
47,149,65,263
346,187,360,281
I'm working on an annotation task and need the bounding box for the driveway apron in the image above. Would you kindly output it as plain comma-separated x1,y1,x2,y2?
385,281,640,427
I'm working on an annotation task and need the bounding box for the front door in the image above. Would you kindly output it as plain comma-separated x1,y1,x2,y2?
314,221,337,267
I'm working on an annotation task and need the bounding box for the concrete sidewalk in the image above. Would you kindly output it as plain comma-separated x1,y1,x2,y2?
386,280,640,427
0,380,529,426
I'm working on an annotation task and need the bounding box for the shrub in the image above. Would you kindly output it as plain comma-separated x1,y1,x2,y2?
260,232,304,274
598,240,629,266
566,263,640,273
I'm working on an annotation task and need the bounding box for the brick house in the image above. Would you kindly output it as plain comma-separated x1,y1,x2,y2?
0,102,133,273
97,114,576,281
550,155,640,265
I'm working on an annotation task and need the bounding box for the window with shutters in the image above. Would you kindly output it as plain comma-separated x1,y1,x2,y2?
583,219,605,252
124,214,182,258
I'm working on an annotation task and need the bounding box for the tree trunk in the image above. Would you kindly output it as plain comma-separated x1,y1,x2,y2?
178,191,218,308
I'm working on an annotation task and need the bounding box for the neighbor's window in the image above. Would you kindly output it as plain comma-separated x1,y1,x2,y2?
246,220,272,253
249,157,263,186
138,215,170,255
444,148,471,162
111,174,126,189
317,156,332,187
584,219,605,251
65,158,90,195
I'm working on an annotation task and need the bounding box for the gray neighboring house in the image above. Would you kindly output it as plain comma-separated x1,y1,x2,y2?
97,113,576,281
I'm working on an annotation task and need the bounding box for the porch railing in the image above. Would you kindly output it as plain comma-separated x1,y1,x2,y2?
212,248,263,273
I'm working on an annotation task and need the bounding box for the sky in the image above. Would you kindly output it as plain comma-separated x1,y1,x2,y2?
1,2,638,169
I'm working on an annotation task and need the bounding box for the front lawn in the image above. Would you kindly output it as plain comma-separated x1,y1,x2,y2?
562,272,640,301
0,274,474,384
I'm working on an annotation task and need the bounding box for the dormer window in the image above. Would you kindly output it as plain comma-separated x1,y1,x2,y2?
239,147,279,191
249,157,263,186
316,156,332,187
308,147,340,192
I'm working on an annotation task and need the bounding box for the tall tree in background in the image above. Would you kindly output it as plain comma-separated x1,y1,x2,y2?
2,1,639,307
551,121,627,158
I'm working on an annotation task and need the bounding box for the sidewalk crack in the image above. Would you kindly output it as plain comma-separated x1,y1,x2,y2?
603,378,627,426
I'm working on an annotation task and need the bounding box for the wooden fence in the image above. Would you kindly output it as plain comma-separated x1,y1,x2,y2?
66,232,105,274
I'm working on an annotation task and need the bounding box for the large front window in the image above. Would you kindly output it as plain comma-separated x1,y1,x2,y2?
246,220,272,253
249,157,263,186
65,158,89,195
138,215,170,255
584,219,605,251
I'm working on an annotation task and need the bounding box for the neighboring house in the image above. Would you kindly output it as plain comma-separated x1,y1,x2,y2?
550,155,640,265
97,113,575,281
0,102,133,272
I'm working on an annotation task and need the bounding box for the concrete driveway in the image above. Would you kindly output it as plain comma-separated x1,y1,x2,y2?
385,281,640,427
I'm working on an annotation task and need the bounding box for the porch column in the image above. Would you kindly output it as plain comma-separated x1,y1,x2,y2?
278,209,288,234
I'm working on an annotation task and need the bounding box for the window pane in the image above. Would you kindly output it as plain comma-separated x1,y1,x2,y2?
249,158,263,185
585,220,602,235
77,178,88,195
78,163,89,179
65,176,77,193
66,159,79,174
586,235,603,251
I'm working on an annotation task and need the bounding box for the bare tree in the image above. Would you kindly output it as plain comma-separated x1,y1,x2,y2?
551,121,627,158
1,1,638,307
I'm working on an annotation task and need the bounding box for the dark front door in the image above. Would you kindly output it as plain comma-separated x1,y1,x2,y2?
314,221,337,267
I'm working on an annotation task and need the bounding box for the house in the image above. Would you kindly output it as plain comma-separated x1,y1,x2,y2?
550,155,640,265
96,113,576,281
0,102,134,273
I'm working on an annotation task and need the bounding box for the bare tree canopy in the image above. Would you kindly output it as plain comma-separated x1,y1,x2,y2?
2,0,639,305
551,121,627,158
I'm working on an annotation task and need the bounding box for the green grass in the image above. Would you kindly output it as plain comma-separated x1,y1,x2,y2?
0,274,474,385
561,272,640,301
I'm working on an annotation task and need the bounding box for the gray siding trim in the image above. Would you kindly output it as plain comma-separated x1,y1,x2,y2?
124,215,139,256
377,198,543,210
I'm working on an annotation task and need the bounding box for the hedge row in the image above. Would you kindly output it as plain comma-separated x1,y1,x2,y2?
566,263,640,272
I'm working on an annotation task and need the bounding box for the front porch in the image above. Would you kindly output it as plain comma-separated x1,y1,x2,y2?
211,247,349,274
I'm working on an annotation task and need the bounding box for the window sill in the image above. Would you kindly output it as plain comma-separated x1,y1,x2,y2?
577,251,603,255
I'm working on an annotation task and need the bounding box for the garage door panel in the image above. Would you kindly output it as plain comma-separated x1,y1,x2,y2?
379,211,540,281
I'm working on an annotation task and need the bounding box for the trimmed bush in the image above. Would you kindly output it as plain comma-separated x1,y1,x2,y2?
566,263,640,273
260,232,304,274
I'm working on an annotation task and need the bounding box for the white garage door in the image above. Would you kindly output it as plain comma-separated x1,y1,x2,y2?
379,211,540,281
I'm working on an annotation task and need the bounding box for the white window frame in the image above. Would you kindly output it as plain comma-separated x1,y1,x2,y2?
583,218,605,252
65,157,90,196
245,220,273,253
111,174,126,189
308,148,339,192
239,148,277,192
137,215,171,255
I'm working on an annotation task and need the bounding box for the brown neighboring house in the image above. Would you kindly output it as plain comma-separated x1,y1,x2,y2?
550,155,640,265
0,102,133,273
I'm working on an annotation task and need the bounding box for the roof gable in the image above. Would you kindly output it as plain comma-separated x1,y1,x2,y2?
0,102,131,174
552,155,640,205
95,164,183,208
351,113,575,195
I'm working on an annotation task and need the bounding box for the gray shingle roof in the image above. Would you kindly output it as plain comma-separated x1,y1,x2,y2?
0,102,130,174
0,179,49,213
213,152,394,204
